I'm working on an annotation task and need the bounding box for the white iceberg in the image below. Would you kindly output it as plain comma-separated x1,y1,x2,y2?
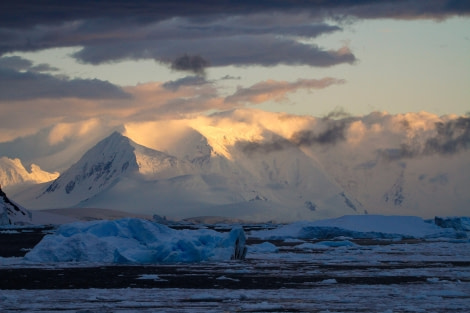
252,215,463,240
25,218,246,263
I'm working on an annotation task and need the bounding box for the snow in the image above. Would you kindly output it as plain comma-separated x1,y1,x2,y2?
13,130,360,222
24,218,246,263
0,156,59,188
252,215,464,240
3,109,470,221
0,185,31,225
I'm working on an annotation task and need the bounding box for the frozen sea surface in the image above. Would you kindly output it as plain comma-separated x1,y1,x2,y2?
1,238,469,312
1,215,469,312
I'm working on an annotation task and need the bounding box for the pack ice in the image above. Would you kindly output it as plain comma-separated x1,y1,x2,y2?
25,218,247,263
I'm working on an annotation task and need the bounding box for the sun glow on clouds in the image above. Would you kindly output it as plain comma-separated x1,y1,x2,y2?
48,118,102,145
124,108,323,160
226,78,345,104
123,120,194,153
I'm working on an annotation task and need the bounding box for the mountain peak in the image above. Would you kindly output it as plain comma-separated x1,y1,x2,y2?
0,157,59,188
34,131,195,208
39,131,138,201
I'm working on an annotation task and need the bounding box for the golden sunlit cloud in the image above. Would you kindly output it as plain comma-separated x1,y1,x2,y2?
48,118,102,145
225,78,345,104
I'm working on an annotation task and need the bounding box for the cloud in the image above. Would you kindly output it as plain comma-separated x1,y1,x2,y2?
424,117,470,155
323,107,352,120
237,118,353,155
0,55,58,73
226,78,345,104
0,1,467,67
0,56,33,71
0,78,227,142
170,54,209,75
1,1,468,30
0,56,131,101
220,75,241,80
69,33,356,68
162,76,209,91
379,116,470,161
0,118,123,171
0,3,357,72
47,118,103,146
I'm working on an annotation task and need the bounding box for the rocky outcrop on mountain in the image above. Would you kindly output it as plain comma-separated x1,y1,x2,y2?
0,184,31,225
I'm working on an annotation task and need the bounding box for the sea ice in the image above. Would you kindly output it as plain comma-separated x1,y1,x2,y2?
248,242,279,253
252,215,463,240
24,218,246,263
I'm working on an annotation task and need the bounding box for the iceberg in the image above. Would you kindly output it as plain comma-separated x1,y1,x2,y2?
252,215,463,240
434,216,470,232
25,218,246,263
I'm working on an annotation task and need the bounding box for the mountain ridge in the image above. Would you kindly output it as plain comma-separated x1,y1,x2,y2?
2,109,469,221
14,128,359,222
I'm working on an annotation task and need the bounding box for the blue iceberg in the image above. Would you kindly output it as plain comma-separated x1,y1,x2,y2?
25,218,246,263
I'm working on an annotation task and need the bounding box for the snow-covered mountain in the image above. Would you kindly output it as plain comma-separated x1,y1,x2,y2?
15,126,359,221
308,112,470,217
0,157,59,187
5,109,470,221
0,184,32,225
27,131,191,209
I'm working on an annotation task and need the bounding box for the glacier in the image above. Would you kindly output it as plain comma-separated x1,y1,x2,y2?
25,218,247,263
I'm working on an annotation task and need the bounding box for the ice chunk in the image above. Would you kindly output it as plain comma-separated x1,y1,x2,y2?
253,215,461,240
25,218,246,263
434,217,470,234
249,242,279,253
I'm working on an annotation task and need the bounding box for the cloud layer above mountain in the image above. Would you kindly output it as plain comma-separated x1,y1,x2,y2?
0,1,468,141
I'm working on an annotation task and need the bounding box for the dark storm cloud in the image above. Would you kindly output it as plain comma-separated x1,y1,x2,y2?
238,118,353,155
0,61,131,101
1,1,468,29
379,116,470,161
71,35,356,68
1,1,467,69
0,56,32,71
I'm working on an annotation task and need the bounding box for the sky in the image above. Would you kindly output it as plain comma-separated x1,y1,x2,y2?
0,0,469,143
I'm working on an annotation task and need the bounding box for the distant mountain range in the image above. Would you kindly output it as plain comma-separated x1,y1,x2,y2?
0,157,58,187
2,109,469,221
